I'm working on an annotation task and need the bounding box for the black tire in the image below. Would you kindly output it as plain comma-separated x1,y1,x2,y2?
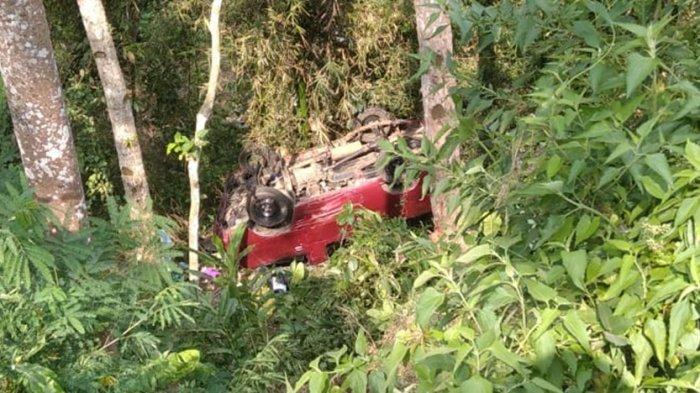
382,156,405,190
247,187,295,228
354,107,394,127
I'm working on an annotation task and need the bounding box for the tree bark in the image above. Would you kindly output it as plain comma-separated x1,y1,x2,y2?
189,0,222,279
413,0,459,235
77,0,151,218
0,0,86,231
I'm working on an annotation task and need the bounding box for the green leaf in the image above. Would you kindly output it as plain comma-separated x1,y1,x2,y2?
572,20,601,47
644,153,674,188
413,270,437,289
383,342,408,386
636,116,658,140
355,330,368,356
458,375,493,393
561,250,587,291
641,176,666,199
575,215,600,245
584,1,612,24
489,340,528,375
416,287,444,328
515,14,540,51
533,309,561,340
456,244,494,264
626,53,657,97
630,332,653,385
675,197,700,227
524,278,557,302
644,318,667,364
533,330,556,373
13,363,65,393
344,369,367,393
546,155,562,178
67,316,85,335
562,311,591,352
601,255,639,301
531,377,563,393
668,299,692,361
685,140,700,170
520,181,563,196
308,372,328,393
617,22,648,38
368,370,385,393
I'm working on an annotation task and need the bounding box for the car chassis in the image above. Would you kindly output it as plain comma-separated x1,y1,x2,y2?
214,109,431,269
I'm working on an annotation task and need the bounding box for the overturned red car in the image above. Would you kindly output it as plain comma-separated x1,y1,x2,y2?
214,109,431,269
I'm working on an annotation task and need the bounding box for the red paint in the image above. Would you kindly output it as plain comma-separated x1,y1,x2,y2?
216,177,431,268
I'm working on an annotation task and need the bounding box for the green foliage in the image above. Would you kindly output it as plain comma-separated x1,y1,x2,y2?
0,173,209,392
292,0,700,391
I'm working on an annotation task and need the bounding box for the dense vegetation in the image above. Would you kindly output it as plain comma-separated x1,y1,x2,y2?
1,0,699,392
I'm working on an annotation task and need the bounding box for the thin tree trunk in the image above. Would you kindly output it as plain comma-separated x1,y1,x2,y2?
77,0,151,218
413,0,459,235
0,0,86,231
189,0,222,280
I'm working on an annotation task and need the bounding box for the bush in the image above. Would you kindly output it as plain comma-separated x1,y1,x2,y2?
291,1,700,391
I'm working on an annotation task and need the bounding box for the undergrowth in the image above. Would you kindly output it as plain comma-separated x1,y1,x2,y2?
290,1,700,392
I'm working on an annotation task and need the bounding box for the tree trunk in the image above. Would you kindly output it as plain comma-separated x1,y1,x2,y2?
189,0,222,280
0,0,86,231
77,0,151,218
413,0,459,235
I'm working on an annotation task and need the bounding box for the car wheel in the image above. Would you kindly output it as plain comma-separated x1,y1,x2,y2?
247,187,295,228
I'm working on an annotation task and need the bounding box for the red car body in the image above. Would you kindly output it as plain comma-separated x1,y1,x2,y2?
215,176,430,269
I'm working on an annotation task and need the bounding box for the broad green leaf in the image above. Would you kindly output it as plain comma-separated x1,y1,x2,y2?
630,332,653,385
458,375,493,393
636,116,658,140
524,278,557,302
584,0,612,24
489,340,527,374
605,142,632,164
355,330,368,356
685,140,700,170
674,197,700,227
344,369,367,393
575,215,600,245
383,342,408,386
572,20,601,47
626,53,657,97
520,181,563,196
562,311,591,352
561,250,587,291
647,277,687,308
308,371,327,393
534,0,556,14
533,309,561,340
368,370,385,393
644,153,674,188
617,22,648,37
533,330,556,373
644,318,667,364
68,316,85,335
416,287,444,328
641,176,666,199
668,299,692,361
546,155,562,178
601,255,639,301
456,244,494,264
531,377,563,393
515,15,539,51
413,270,437,289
